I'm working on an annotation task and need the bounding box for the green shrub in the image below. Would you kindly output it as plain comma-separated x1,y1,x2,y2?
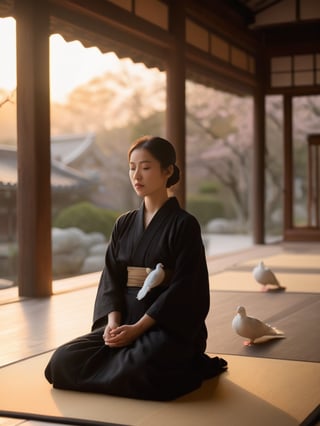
198,181,219,195
186,195,225,226
53,202,119,239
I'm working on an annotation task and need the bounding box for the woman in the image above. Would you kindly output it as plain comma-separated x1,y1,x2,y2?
45,136,227,401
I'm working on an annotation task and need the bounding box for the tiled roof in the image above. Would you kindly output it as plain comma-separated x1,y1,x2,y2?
0,145,17,188
51,133,95,165
0,142,96,191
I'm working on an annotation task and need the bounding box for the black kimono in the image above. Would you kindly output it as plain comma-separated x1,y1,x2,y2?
45,197,226,401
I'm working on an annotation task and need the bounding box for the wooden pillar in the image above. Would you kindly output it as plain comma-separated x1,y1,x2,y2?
252,87,265,244
15,0,52,296
307,135,320,227
166,2,186,207
283,94,293,232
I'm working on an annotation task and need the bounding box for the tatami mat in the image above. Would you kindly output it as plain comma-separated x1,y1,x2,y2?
1,244,319,425
0,352,319,426
209,270,320,292
206,291,320,362
242,253,320,270
209,252,320,293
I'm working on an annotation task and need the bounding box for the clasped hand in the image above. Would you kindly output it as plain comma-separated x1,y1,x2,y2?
103,324,140,347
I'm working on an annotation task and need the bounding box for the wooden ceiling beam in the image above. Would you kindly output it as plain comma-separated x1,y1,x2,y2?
50,0,173,49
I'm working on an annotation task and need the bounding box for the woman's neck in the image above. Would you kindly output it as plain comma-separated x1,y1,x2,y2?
144,192,169,215
143,192,169,227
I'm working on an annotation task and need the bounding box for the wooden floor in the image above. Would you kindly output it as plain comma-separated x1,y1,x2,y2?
1,241,319,425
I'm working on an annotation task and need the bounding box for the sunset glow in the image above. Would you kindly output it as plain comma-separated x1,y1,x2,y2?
0,17,125,103
0,17,16,92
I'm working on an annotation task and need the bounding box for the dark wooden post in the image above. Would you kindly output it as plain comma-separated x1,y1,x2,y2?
15,0,52,296
283,94,293,233
253,87,265,244
166,2,186,207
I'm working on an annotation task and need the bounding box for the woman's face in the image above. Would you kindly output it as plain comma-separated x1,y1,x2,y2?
129,148,172,198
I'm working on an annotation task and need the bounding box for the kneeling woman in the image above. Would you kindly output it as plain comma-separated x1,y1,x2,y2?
45,135,227,401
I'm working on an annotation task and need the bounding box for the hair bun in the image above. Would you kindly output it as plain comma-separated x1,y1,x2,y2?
167,164,180,188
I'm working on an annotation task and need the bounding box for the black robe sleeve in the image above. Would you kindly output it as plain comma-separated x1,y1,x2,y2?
146,211,210,342
92,215,128,328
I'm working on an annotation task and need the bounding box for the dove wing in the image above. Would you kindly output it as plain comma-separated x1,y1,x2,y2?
150,268,165,289
247,316,279,338
264,269,278,284
136,273,153,300
136,285,148,300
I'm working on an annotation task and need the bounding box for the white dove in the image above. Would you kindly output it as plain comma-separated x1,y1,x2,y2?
232,306,285,346
137,263,165,300
252,260,285,291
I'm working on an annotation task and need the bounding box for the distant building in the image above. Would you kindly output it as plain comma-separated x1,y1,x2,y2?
0,133,106,242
